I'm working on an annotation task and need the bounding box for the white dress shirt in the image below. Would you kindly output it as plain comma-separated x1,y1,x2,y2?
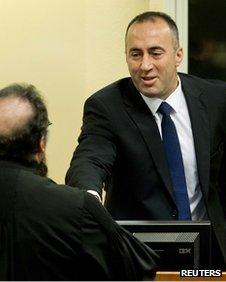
140,78,208,220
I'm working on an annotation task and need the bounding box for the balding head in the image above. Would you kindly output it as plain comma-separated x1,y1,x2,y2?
125,11,180,50
0,95,34,138
0,83,50,175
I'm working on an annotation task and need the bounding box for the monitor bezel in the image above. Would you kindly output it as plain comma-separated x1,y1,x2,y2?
117,220,211,269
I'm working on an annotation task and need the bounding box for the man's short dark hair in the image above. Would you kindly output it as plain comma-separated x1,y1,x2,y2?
125,11,179,49
0,83,50,164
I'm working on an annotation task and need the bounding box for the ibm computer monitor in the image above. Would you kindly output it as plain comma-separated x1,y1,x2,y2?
117,220,211,270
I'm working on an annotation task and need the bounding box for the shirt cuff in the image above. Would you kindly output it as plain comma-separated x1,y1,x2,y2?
87,190,102,202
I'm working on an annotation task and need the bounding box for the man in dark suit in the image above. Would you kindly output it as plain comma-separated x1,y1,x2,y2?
66,11,226,268
0,83,157,280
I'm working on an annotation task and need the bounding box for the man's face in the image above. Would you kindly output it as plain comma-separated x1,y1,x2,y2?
126,19,183,99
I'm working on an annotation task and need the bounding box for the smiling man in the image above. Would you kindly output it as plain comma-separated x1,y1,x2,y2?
66,11,226,269
125,16,182,99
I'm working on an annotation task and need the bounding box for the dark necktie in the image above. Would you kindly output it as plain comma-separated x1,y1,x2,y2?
158,102,191,220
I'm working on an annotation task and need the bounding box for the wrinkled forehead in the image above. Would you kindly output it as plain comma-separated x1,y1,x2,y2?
125,18,176,50
0,96,33,136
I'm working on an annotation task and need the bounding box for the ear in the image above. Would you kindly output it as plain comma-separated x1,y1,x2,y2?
38,135,46,153
175,47,183,67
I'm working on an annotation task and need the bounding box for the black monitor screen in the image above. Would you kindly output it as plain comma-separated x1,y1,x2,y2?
117,220,211,271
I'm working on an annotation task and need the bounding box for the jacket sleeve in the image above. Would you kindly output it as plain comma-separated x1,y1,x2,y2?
65,96,117,196
81,193,158,280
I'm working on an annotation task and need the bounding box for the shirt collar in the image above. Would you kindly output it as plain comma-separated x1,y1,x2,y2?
140,77,183,115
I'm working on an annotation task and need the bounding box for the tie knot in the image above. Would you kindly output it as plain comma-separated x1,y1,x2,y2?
158,102,173,116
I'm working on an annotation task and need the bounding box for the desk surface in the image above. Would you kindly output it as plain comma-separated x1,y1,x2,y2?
155,271,226,281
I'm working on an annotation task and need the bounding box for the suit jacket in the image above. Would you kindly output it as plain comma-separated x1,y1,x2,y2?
66,73,226,264
0,160,157,281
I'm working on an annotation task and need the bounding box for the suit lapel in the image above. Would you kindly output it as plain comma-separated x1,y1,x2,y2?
122,76,211,201
122,80,176,201
181,75,210,196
